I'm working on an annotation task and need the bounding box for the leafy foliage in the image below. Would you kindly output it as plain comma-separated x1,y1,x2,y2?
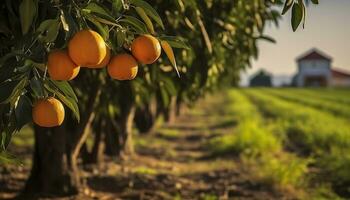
0,0,319,161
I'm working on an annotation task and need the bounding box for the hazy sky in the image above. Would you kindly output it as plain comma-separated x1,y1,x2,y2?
246,0,350,77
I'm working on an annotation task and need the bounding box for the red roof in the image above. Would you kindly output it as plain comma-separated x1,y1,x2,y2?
297,49,332,62
332,68,350,78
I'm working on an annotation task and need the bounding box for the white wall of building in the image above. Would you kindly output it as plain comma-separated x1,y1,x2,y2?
296,60,331,86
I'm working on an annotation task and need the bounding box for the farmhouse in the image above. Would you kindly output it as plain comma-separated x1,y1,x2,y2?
249,69,272,87
294,49,350,87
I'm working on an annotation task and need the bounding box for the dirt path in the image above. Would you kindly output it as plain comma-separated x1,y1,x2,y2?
86,96,287,200
0,95,288,200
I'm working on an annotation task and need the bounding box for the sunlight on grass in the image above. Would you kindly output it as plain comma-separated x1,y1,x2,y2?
157,128,180,139
209,90,281,156
133,166,158,175
244,153,309,192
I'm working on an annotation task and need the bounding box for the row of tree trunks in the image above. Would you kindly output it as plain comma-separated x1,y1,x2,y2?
22,84,181,197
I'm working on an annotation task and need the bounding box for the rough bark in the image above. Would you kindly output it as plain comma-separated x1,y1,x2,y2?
22,125,77,197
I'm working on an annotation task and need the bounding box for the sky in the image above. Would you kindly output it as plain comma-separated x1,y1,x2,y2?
241,0,350,85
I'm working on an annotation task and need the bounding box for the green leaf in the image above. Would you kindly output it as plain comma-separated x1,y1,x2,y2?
129,0,164,30
0,80,20,103
0,152,22,165
135,6,155,34
120,15,148,34
2,113,17,149
9,78,28,107
37,19,61,43
50,80,78,102
86,15,109,40
298,0,306,28
45,83,80,122
116,29,126,48
60,8,79,39
158,36,190,49
30,78,45,97
85,2,115,22
282,0,294,15
259,35,276,43
311,0,318,4
161,76,177,96
291,3,303,32
111,0,123,14
15,95,32,130
19,0,37,35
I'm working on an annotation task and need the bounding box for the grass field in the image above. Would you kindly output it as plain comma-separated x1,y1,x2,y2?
211,88,350,199
2,88,350,199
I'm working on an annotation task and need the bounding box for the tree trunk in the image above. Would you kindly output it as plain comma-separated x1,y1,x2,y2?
22,125,77,197
134,99,157,134
113,82,136,158
89,119,105,167
104,119,120,156
175,96,182,117
69,85,101,191
81,119,105,168
118,104,136,157
22,84,102,197
164,96,177,124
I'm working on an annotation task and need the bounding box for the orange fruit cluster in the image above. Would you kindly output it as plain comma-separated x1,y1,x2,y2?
34,30,162,127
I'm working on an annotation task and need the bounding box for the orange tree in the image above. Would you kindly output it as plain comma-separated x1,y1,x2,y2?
0,0,318,197
132,0,319,133
0,0,185,196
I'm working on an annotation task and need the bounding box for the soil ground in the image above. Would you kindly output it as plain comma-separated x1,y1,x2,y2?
0,95,293,200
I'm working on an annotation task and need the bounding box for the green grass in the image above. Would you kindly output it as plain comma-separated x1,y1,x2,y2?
261,88,350,119
240,88,350,199
209,90,281,156
133,166,158,175
295,88,350,105
244,89,350,154
157,128,180,139
244,153,309,192
209,88,350,198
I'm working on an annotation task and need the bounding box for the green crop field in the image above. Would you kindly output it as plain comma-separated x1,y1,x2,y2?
211,88,350,199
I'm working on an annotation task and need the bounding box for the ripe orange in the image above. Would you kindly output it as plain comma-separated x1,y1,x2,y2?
107,54,138,80
47,50,80,81
32,97,65,127
131,34,161,64
68,30,107,66
86,47,111,68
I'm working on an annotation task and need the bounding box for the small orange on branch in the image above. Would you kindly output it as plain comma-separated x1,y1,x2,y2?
68,29,107,66
107,54,138,80
47,50,80,81
32,97,65,127
131,34,161,65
